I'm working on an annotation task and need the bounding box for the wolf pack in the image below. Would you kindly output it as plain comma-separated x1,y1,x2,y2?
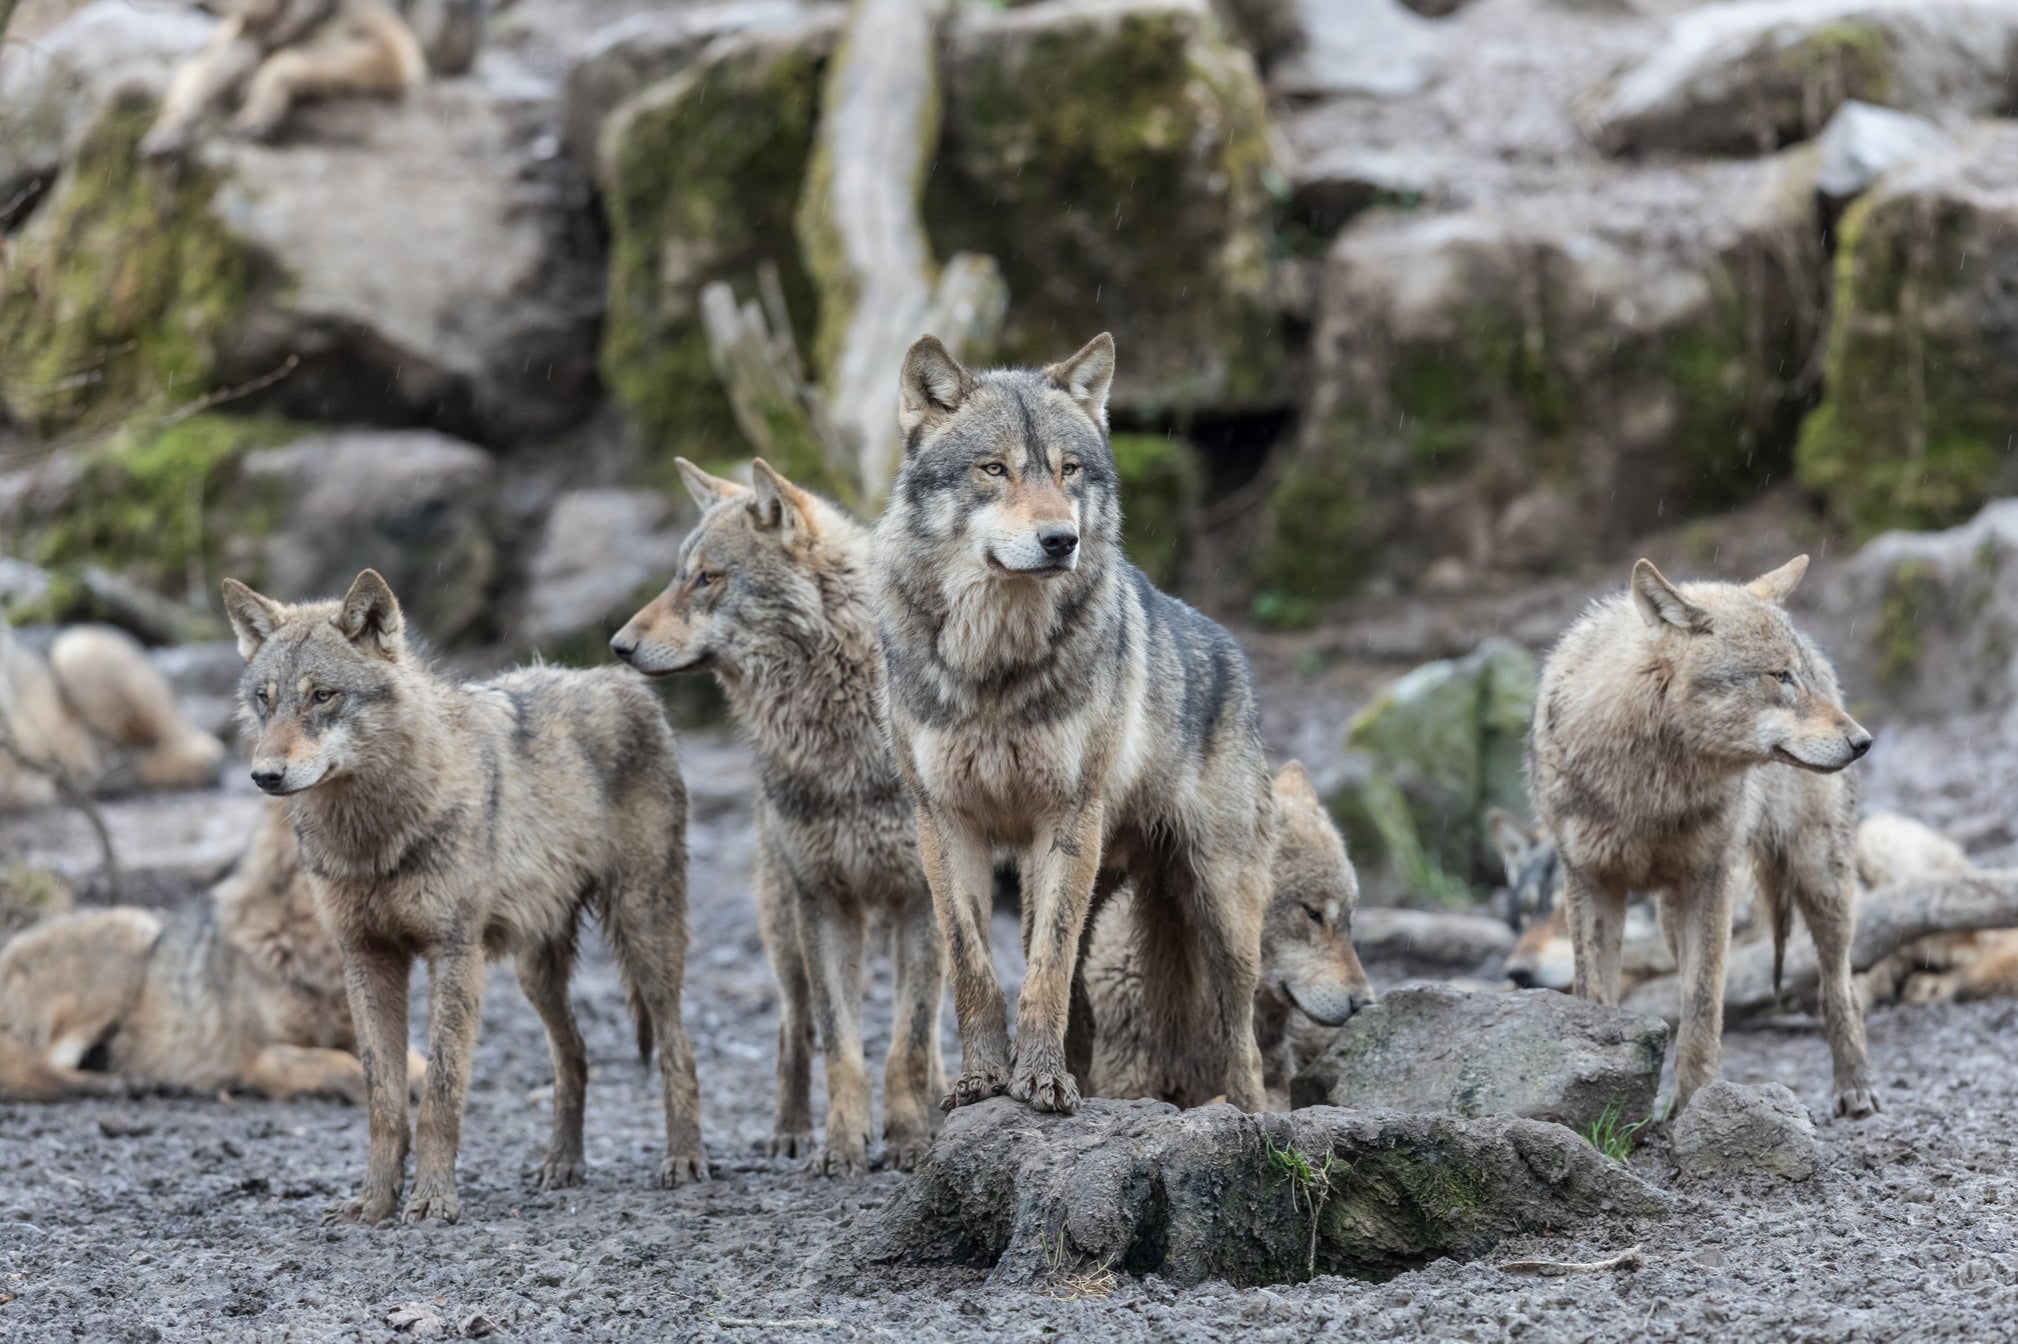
0,331,1953,1228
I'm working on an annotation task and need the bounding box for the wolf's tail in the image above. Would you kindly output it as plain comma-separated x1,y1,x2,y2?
0,1033,127,1103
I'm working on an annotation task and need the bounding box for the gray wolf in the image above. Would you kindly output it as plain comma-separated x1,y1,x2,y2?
221,568,701,1225
610,457,944,1176
0,801,425,1104
0,617,225,811
874,331,1277,1115
139,0,429,156
1528,555,1877,1117
1085,760,1374,1109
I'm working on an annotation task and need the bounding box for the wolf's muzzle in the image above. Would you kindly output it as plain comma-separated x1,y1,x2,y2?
1038,526,1078,560
250,767,288,794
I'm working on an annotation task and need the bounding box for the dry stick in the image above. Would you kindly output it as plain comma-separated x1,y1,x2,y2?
0,355,303,468
1499,1246,1645,1277
713,1319,840,1330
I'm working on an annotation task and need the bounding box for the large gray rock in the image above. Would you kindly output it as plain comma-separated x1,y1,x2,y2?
1265,0,1443,98
1813,100,1956,203
519,488,686,651
1670,1081,1818,1181
1291,984,1669,1133
849,1096,1669,1287
1591,0,2018,158
228,430,498,643
0,0,212,205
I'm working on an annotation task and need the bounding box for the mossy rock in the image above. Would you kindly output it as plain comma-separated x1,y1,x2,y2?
928,0,1286,419
0,92,269,434
1794,125,2018,537
598,21,836,486
1111,431,1202,587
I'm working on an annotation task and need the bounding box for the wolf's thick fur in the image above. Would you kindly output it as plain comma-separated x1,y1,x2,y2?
1085,761,1373,1108
611,458,944,1176
140,0,429,157
0,619,224,811
1529,555,1878,1117
0,802,424,1103
875,333,1277,1115
221,569,701,1225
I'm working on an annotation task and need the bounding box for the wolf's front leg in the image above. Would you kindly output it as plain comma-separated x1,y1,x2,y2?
796,886,870,1176
1564,863,1628,1006
1010,805,1105,1114
756,854,816,1159
407,941,485,1224
883,887,945,1170
327,945,412,1226
915,809,1010,1111
1665,869,1735,1117
1792,867,1879,1118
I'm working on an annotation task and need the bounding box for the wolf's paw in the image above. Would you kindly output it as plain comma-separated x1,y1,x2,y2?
324,1192,398,1227
880,1132,934,1173
767,1129,816,1160
402,1176,461,1225
807,1138,868,1179
1010,1068,1080,1115
655,1151,709,1188
1835,1086,1881,1119
532,1157,585,1191
940,1066,1008,1113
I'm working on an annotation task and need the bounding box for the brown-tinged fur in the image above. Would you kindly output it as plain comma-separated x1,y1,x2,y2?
221,569,700,1226
0,802,425,1104
1529,555,1878,1118
139,0,427,157
0,618,224,811
876,333,1277,1115
1085,761,1373,1109
611,458,945,1176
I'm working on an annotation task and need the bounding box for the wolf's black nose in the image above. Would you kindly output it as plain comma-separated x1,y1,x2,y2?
610,636,636,663
1848,732,1873,760
1039,527,1078,559
1507,967,1536,989
250,767,285,792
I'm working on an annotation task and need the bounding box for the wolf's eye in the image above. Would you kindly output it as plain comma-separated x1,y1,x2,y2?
980,462,1007,477
1303,904,1324,926
693,570,720,590
1061,462,1080,477
1775,669,1795,686
312,687,339,705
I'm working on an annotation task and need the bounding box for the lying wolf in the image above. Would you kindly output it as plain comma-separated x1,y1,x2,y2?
222,569,701,1225
875,332,1278,1115
138,0,483,157
1084,760,1374,1108
0,801,424,1103
611,457,944,1177
0,618,224,811
1529,555,1877,1117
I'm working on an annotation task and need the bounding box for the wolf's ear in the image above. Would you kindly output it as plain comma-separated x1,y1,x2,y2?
1631,559,1712,634
1746,554,1809,604
898,335,976,442
748,458,817,537
1044,332,1116,428
221,578,287,660
674,457,746,510
336,569,405,659
1486,807,1539,880
1273,759,1321,806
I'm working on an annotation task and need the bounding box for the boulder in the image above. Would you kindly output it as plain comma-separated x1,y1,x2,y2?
1290,984,1669,1134
1263,0,1443,98
848,1096,1669,1287
1260,155,1824,602
597,19,838,478
562,2,817,169
1333,638,1535,891
0,81,602,446
1794,125,2018,538
1669,1081,1818,1181
227,430,498,643
1352,907,1516,969
0,0,212,206
1591,0,2018,158
1111,432,1203,587
519,488,687,653
1813,100,1955,204
927,0,1287,420
1825,499,2018,722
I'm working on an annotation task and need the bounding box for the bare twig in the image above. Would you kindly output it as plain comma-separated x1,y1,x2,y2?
151,354,300,429
1499,1245,1646,1277
713,1318,840,1329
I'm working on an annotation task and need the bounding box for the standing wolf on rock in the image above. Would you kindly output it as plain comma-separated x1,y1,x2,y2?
610,457,945,1177
1529,556,1878,1118
220,569,703,1226
875,332,1278,1115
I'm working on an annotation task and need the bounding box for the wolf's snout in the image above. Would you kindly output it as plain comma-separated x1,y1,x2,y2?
250,766,286,794
1848,730,1873,761
1038,527,1078,559
609,634,637,663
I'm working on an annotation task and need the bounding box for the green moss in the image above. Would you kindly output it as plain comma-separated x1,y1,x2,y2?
1111,431,1201,586
0,93,267,433
599,34,829,487
1794,187,2017,536
1776,21,1893,118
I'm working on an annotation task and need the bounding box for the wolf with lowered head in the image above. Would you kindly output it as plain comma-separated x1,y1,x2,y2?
221,569,703,1225
610,457,944,1176
875,332,1277,1114
1529,555,1877,1118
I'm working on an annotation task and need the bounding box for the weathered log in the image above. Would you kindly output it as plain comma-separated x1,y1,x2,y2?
797,0,1003,503
697,273,853,504
1624,870,2018,1021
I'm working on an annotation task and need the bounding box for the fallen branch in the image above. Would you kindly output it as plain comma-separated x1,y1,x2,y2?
698,275,853,505
713,1319,839,1330
1500,1245,1645,1277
